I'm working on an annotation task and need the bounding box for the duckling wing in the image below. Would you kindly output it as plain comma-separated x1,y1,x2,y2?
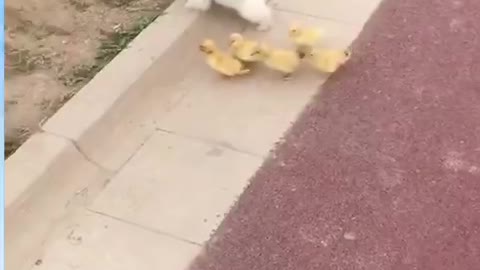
266,50,299,73
220,54,246,75
238,42,261,61
297,29,320,46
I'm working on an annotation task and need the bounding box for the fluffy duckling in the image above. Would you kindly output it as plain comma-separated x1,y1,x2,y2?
288,22,323,58
229,33,263,62
305,47,352,73
199,39,250,77
252,42,300,79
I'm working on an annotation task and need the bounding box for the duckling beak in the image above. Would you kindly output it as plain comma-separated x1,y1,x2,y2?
199,45,206,52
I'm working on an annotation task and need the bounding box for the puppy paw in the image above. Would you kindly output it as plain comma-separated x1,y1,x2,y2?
185,0,211,11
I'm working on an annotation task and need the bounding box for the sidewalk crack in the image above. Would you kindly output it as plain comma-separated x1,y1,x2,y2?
155,128,264,159
86,208,203,247
40,130,112,173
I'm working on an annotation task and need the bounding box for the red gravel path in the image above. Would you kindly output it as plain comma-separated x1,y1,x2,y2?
191,0,480,269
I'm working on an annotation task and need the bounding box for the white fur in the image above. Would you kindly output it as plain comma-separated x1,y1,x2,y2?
185,0,272,31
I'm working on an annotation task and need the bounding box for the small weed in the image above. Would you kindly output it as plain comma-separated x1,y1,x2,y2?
6,49,36,73
100,0,137,8
96,16,157,61
68,0,91,12
60,64,97,86
5,141,20,158
5,48,51,76
5,127,31,158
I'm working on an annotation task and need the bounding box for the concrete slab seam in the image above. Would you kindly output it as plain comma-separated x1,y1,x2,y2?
42,130,112,173
5,132,111,208
155,128,264,159
86,208,204,246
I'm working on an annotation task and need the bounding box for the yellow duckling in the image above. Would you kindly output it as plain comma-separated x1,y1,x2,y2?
199,39,250,77
252,42,301,79
229,33,263,62
306,47,352,73
288,22,323,58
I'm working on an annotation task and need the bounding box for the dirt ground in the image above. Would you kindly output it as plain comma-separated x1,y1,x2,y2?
5,0,174,157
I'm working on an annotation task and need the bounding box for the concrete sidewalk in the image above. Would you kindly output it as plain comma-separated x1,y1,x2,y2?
5,0,381,269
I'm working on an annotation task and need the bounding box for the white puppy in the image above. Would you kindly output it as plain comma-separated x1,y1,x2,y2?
185,0,272,31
